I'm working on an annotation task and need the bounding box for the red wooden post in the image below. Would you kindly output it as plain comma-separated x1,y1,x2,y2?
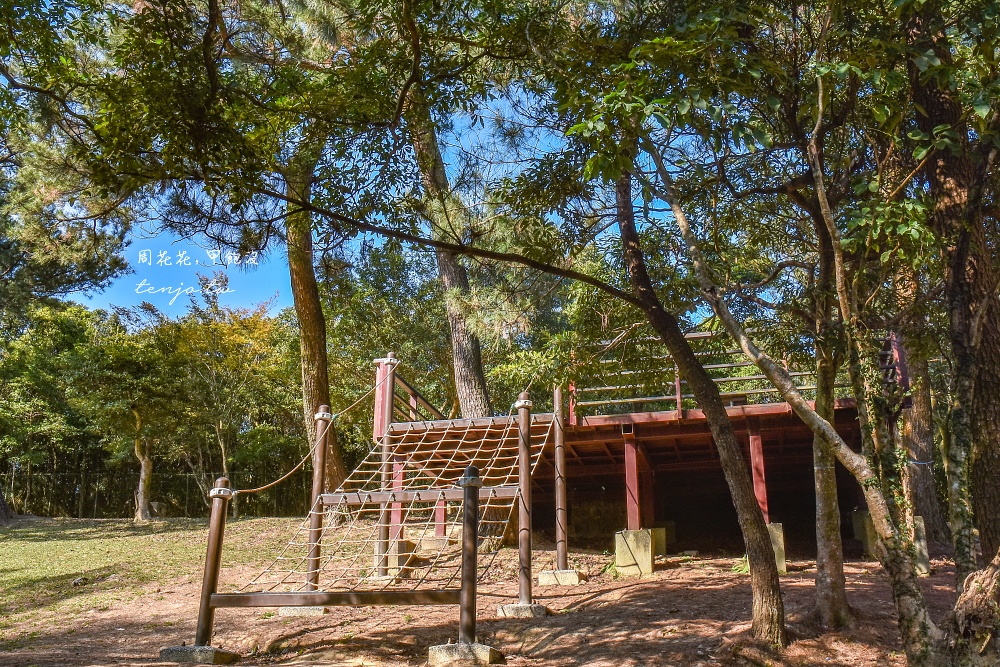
435,498,447,537
623,427,641,531
747,416,770,523
891,332,910,392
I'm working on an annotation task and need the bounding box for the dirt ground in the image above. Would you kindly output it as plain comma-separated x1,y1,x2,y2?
2,545,959,667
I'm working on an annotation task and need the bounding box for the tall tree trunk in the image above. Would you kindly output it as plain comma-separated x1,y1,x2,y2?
616,172,786,647
811,205,853,628
0,488,13,524
907,5,988,587
286,150,348,491
813,340,853,627
405,88,491,418
971,306,1000,560
903,351,950,543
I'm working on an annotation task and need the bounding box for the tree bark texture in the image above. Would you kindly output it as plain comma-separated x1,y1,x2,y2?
811,210,853,628
405,88,492,419
903,352,950,543
616,172,786,647
907,5,993,585
813,341,853,628
285,153,348,491
971,308,1000,560
133,418,152,523
0,488,14,523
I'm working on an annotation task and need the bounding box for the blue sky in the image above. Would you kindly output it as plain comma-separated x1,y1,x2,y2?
73,229,294,315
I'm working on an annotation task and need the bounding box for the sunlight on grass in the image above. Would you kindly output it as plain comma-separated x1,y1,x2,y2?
0,517,301,640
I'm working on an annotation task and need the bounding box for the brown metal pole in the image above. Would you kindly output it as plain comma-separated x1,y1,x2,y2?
458,465,482,644
195,477,232,647
307,406,332,591
515,391,533,605
377,353,398,576
553,385,569,571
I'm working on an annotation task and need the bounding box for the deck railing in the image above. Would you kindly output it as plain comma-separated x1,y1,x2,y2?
567,330,908,424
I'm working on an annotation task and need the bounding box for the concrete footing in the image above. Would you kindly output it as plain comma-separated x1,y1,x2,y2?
278,605,327,617
537,569,587,586
428,642,505,666
159,645,240,664
615,529,654,576
767,523,786,574
852,510,880,560
914,516,931,576
496,603,550,618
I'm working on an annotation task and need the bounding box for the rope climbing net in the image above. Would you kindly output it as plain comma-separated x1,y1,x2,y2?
241,411,554,594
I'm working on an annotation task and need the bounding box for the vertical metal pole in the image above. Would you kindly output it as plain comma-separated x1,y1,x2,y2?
515,391,533,605
458,465,482,645
553,384,569,572
307,406,332,591
377,353,398,576
195,477,232,647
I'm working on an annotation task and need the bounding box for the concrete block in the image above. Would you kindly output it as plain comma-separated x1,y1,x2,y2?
159,645,240,664
662,521,676,550
415,535,453,552
277,605,326,617
767,522,786,574
537,569,587,586
374,539,415,577
852,510,879,560
615,529,654,577
496,603,550,618
428,642,505,666
651,527,667,557
914,516,931,576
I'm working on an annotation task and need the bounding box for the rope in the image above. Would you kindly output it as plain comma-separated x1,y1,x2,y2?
232,375,389,496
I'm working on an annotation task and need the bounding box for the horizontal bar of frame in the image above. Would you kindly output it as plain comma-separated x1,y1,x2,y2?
320,485,519,506
211,590,461,608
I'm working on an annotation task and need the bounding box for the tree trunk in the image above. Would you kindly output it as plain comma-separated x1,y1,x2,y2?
903,351,950,543
134,437,152,523
813,340,853,627
907,6,986,587
811,207,853,628
405,88,491,418
285,150,349,490
0,488,13,524
616,172,786,647
971,306,1000,561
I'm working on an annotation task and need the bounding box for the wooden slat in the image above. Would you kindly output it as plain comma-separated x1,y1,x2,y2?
211,590,461,608
320,485,518,506
394,376,446,420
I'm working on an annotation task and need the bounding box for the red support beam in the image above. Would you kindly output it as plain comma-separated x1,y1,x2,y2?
747,416,769,523
623,427,642,530
434,499,447,537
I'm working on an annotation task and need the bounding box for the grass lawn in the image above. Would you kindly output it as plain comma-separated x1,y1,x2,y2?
0,516,301,649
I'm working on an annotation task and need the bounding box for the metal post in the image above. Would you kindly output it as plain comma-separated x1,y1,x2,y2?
307,406,332,591
674,364,683,413
377,353,398,576
515,391,533,605
553,384,569,572
458,465,482,644
195,477,232,647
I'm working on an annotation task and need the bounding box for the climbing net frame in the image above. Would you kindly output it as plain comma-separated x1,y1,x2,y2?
240,411,554,595
184,383,553,651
